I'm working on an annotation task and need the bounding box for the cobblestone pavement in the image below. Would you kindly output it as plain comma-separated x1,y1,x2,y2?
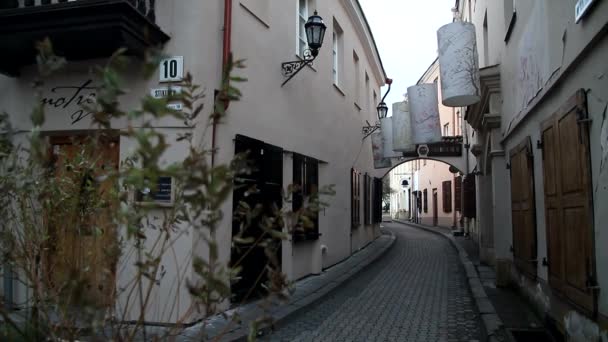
263,223,481,342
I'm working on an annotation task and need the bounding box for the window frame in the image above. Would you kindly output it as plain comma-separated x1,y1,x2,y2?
297,0,309,58
351,168,361,229
292,153,320,242
423,189,428,213
442,180,452,213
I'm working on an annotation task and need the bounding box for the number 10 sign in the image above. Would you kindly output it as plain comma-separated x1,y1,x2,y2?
159,56,184,82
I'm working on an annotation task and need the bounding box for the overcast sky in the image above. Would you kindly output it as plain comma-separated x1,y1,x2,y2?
359,0,456,116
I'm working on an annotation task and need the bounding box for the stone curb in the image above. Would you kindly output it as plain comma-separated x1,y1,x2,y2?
178,229,397,341
393,220,507,342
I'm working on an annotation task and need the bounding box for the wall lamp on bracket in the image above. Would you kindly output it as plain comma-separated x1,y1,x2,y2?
362,78,393,140
281,11,327,87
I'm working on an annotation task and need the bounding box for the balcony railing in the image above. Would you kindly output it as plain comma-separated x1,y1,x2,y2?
0,0,169,76
0,0,156,22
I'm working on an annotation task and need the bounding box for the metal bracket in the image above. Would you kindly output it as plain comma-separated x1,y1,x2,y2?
281,49,315,87
362,120,380,140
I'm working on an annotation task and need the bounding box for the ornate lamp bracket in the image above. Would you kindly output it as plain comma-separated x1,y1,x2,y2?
362,120,380,140
281,49,316,87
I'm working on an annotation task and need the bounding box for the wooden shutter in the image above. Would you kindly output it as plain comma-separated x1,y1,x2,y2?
455,176,462,212
463,174,476,218
443,181,452,213
351,169,360,229
423,189,428,213
364,174,369,225
541,89,596,313
509,137,538,278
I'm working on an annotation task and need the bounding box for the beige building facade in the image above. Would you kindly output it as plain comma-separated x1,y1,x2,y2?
457,0,608,336
0,0,386,325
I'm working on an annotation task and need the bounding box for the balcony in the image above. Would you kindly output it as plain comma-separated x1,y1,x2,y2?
0,0,170,76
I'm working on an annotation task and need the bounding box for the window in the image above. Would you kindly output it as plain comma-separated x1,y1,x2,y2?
293,153,319,241
442,181,452,213
423,189,428,213
365,72,370,111
364,174,370,225
456,111,462,136
504,0,516,43
483,10,489,67
353,51,361,107
351,169,361,229
297,0,310,57
332,19,343,85
443,123,450,136
373,91,377,111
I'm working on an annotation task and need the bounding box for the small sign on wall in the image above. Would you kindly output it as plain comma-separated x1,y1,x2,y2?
159,56,184,83
136,176,175,206
150,86,182,99
167,103,184,111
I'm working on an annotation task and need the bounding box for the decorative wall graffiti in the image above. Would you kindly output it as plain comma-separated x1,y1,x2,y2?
515,1,554,113
41,79,97,125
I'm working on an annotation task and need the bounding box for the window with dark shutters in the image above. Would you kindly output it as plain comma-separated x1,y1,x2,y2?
454,176,462,212
364,174,370,225
541,89,596,314
373,178,382,223
351,168,360,229
423,189,428,213
442,180,452,213
293,153,319,242
509,137,538,279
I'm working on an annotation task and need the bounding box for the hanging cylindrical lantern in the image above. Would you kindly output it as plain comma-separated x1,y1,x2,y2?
371,131,392,169
437,21,481,107
392,101,415,152
407,84,442,144
380,117,401,159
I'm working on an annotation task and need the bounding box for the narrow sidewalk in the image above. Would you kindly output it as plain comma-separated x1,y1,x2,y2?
393,219,555,342
178,230,396,341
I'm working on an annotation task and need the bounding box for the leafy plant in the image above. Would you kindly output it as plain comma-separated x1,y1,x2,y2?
0,39,333,341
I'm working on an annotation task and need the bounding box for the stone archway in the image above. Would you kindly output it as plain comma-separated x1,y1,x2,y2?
381,156,467,229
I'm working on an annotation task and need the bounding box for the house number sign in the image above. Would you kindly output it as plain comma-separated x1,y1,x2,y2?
159,56,184,82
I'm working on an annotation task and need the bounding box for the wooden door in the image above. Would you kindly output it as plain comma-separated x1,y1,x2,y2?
541,89,596,314
509,137,538,278
47,135,119,308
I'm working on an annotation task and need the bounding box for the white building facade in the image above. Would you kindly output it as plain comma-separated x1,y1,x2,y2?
456,0,608,337
0,0,386,325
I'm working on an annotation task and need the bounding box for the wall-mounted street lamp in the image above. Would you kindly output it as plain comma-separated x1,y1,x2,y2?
281,11,327,87
362,78,393,139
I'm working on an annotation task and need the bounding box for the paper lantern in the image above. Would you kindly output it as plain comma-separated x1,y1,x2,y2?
380,117,401,159
407,84,442,144
371,131,392,169
392,101,416,152
437,21,481,107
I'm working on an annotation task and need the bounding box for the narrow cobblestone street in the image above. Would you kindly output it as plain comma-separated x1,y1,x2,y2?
264,222,481,342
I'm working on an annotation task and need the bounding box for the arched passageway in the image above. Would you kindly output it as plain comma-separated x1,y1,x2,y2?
381,157,469,230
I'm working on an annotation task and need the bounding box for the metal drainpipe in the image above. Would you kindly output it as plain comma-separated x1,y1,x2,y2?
214,0,233,168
